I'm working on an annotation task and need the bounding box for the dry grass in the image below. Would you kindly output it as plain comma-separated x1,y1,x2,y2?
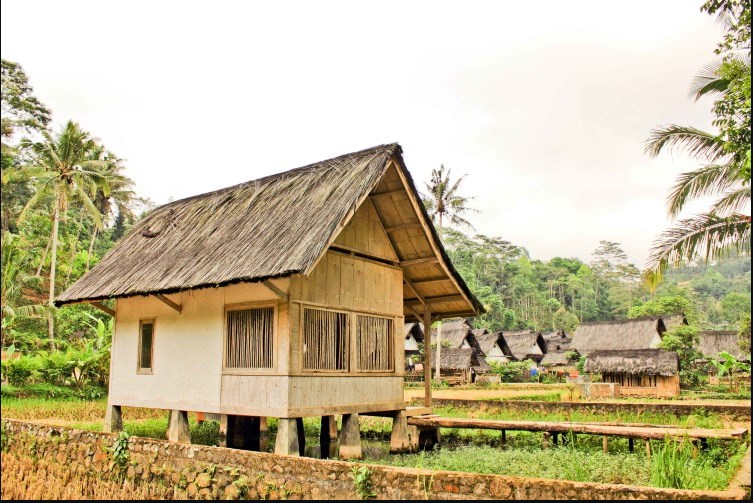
0,450,173,500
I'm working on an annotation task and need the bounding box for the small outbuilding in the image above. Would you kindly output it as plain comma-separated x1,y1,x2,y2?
430,348,490,385
697,330,750,363
584,349,680,398
56,143,483,458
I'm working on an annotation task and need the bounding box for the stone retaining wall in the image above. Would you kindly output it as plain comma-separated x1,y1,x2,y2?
1,419,748,500
415,398,752,419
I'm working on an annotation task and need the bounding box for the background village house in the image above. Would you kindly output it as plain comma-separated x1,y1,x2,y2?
55,143,483,458
583,349,681,398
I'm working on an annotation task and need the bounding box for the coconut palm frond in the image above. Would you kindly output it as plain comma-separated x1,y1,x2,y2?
667,163,742,217
644,125,726,161
710,187,752,215
689,54,750,101
644,212,751,289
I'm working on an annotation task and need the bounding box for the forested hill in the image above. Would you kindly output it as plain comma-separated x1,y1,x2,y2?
440,228,750,334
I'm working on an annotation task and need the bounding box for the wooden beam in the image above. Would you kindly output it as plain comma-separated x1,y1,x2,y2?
370,188,405,198
406,305,424,322
423,306,432,407
409,276,450,285
400,257,439,268
408,294,464,307
154,294,182,314
91,301,115,317
403,278,425,306
384,223,422,234
262,280,289,302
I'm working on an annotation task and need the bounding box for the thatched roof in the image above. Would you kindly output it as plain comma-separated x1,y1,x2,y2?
540,350,576,367
502,330,547,361
430,348,490,372
697,330,749,361
474,332,513,358
584,349,679,376
570,315,686,357
56,144,483,319
430,318,479,351
543,330,572,352
404,322,425,343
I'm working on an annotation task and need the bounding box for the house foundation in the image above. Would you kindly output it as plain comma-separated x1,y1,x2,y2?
167,410,191,444
339,413,362,459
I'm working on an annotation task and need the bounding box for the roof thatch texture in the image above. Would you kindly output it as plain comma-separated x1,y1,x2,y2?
404,322,425,343
570,315,685,357
56,143,483,316
431,318,476,349
430,348,490,372
502,331,547,361
697,330,749,361
584,349,679,376
540,350,576,367
474,332,513,358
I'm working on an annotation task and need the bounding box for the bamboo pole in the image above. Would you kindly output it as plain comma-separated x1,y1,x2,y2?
423,308,432,407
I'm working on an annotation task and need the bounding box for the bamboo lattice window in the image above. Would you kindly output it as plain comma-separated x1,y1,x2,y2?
356,315,394,371
302,308,348,371
225,307,274,369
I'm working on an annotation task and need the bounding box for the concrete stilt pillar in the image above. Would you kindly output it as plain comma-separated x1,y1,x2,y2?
408,425,420,451
167,410,191,444
275,418,300,456
339,413,362,459
103,404,122,433
259,417,269,433
219,415,229,447
390,411,411,453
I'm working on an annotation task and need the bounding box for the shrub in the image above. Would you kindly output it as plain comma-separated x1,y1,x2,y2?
1,355,40,385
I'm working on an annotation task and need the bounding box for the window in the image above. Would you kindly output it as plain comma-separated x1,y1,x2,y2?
138,320,155,373
356,315,394,371
226,306,275,369
302,308,348,371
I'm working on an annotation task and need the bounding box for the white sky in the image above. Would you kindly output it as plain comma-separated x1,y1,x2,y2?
1,0,726,268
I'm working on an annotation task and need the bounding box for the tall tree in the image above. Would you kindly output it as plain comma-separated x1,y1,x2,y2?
18,121,109,344
643,0,751,287
422,164,478,230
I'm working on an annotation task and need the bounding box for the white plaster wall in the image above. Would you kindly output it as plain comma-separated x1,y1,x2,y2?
405,335,418,351
109,280,286,413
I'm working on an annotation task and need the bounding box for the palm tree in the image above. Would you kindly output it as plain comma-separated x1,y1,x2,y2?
422,164,478,230
18,121,109,344
83,145,135,271
643,48,751,288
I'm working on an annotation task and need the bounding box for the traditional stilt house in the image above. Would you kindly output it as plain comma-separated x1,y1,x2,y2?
56,143,483,458
584,349,680,398
570,315,687,357
474,332,514,365
502,330,548,365
540,329,575,375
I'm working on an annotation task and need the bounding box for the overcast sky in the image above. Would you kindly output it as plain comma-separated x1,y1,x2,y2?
1,0,726,268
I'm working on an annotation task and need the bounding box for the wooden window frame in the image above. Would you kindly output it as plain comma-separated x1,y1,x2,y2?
137,319,155,375
300,305,351,373
296,301,401,376
222,301,279,376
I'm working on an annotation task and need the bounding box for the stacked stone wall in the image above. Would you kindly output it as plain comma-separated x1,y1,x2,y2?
1,419,748,500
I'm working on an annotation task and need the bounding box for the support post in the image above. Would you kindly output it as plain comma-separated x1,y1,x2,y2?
339,413,362,459
628,437,634,453
645,439,651,460
274,418,300,457
167,410,191,444
552,432,558,446
602,435,608,453
219,415,229,447
390,411,411,453
103,404,122,433
500,429,506,445
423,308,432,407
542,431,550,449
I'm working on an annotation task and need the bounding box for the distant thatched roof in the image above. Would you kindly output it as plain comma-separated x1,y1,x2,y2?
502,331,547,361
543,330,572,352
571,315,687,357
430,348,490,372
584,349,679,376
404,323,425,343
56,144,483,318
474,332,513,359
431,318,480,351
540,350,576,367
697,330,749,362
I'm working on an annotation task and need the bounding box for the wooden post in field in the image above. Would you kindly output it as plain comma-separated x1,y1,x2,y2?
423,308,432,407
